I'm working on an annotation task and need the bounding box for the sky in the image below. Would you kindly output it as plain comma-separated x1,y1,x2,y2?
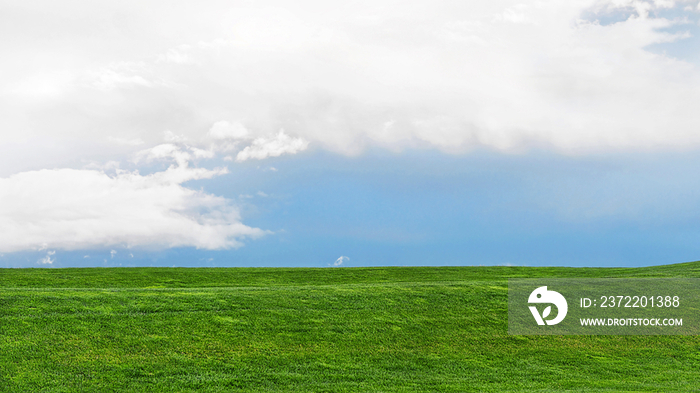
2,0,700,268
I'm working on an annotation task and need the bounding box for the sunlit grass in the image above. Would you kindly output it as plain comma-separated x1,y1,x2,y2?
1,263,699,391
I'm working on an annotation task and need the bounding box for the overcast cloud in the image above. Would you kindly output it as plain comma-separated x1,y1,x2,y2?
2,0,700,256
3,0,700,168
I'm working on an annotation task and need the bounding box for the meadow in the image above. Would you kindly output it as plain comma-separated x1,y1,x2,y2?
1,263,699,392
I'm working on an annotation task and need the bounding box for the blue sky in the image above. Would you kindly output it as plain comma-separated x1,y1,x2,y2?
2,0,700,267
5,148,700,268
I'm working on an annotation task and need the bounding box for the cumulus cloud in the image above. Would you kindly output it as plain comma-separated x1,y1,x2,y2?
139,143,195,165
135,141,217,172
236,130,309,161
38,250,55,265
205,121,252,155
0,153,269,253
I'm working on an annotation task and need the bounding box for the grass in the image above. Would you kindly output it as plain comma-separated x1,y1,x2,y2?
1,263,700,392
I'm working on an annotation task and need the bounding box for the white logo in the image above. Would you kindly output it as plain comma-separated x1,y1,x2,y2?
528,286,568,325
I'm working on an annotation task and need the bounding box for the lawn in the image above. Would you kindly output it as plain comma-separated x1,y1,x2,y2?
1,263,699,392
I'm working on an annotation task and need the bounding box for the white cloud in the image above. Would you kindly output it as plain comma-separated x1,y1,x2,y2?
137,143,193,166
157,45,194,64
135,142,217,171
333,256,349,266
38,250,55,265
108,136,145,146
85,62,155,91
2,0,700,173
206,121,251,154
191,147,215,159
0,159,268,253
236,130,309,161
209,121,250,140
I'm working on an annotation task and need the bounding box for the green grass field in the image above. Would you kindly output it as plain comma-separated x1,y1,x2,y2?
2,263,700,392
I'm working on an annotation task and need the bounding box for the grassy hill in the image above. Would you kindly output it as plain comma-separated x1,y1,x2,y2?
1,263,700,392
